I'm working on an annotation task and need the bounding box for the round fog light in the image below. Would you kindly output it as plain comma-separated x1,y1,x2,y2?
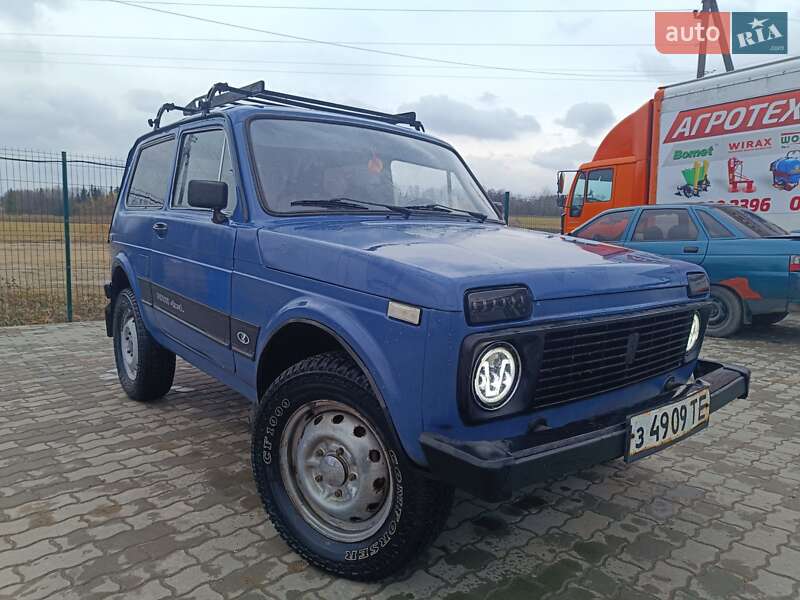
472,343,520,410
686,312,701,352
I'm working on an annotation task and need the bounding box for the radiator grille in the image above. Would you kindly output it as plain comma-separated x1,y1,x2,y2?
535,310,693,406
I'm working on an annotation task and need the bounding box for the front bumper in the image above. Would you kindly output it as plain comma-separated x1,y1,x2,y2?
420,359,749,502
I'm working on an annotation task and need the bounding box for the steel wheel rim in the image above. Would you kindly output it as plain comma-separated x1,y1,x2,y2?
279,399,393,543
708,296,728,327
121,316,138,380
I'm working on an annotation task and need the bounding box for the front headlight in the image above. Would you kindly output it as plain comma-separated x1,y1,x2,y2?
686,312,701,352
472,343,520,410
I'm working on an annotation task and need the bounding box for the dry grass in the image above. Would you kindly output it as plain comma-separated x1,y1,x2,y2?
508,215,561,233
0,284,106,326
1,214,563,326
0,219,108,243
1,219,109,325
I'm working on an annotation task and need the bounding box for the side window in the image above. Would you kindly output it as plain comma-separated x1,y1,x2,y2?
125,138,177,209
585,168,613,202
633,209,699,242
574,210,634,242
569,171,587,217
172,129,236,213
698,211,735,238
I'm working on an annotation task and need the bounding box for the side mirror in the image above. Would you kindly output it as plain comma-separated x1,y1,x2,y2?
556,171,565,195
188,180,228,223
556,195,566,208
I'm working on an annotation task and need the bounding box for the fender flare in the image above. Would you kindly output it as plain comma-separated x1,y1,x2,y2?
255,301,424,466
109,254,159,333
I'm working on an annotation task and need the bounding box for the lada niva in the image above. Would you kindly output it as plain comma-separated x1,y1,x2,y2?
105,82,750,580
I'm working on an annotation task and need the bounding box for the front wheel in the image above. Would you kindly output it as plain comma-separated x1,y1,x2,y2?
707,286,743,338
251,352,453,581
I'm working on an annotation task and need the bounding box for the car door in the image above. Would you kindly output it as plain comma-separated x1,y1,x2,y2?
625,208,708,265
149,125,238,372
566,167,616,231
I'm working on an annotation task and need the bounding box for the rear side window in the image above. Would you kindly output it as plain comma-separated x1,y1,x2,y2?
125,138,176,209
574,210,634,242
698,211,735,238
716,206,788,237
633,209,699,241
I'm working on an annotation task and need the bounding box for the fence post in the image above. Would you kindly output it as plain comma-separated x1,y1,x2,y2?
503,191,510,225
61,151,73,322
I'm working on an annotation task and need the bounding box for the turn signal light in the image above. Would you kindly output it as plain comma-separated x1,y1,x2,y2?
687,272,710,297
466,286,533,325
790,256,800,272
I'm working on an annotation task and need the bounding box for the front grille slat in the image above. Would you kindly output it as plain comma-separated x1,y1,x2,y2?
533,309,693,406
540,331,688,369
538,340,687,380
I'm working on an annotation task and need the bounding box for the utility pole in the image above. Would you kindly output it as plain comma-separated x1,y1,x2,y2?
695,0,734,78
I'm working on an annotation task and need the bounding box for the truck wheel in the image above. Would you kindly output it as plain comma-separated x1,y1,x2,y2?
251,351,453,581
707,286,743,338
113,288,175,402
752,312,788,327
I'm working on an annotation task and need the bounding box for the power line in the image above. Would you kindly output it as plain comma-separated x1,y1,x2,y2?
0,58,664,83
81,1,691,13
0,32,653,47
0,49,691,76
103,0,653,78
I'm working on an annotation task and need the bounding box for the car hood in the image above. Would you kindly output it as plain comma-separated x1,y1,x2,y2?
257,218,691,311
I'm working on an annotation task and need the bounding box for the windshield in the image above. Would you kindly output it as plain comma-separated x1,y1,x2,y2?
248,119,497,218
715,206,789,237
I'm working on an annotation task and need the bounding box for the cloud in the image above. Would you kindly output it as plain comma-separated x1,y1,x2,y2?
530,142,596,171
398,95,540,140
477,92,498,106
636,53,686,81
465,154,546,195
0,84,146,157
556,102,615,137
125,88,171,114
0,0,69,23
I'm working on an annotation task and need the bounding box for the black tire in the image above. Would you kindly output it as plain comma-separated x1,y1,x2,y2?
251,351,453,581
707,286,743,338
113,288,175,402
751,312,789,327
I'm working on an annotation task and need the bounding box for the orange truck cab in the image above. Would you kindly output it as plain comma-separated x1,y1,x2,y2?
559,56,800,234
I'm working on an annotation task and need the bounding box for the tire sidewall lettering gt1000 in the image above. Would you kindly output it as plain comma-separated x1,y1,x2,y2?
254,383,404,563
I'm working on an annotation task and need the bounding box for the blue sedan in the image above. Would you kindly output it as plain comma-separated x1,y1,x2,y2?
571,204,800,337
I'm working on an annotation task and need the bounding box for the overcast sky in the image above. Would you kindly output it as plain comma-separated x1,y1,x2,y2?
1,0,798,194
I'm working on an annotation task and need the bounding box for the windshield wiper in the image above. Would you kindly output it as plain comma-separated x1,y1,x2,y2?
291,197,411,216
405,203,488,222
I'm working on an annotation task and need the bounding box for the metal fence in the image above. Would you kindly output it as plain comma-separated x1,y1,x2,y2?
0,149,561,327
0,149,125,326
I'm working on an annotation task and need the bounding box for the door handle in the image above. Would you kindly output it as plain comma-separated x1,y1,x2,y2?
683,246,699,253
152,222,168,236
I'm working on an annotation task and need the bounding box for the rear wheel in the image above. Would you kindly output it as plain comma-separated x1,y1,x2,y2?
707,286,743,338
113,288,175,401
751,312,788,327
251,351,453,580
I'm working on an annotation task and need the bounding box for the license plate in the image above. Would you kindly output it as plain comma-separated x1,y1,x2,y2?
625,386,711,461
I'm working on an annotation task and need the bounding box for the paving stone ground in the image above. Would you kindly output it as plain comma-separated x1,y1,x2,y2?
0,317,798,600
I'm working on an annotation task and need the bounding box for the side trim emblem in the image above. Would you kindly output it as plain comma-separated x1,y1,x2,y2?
236,331,251,345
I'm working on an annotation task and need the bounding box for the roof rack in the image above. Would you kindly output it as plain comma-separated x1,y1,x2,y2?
148,81,425,132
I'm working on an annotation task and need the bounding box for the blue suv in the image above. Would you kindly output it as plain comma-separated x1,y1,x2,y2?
105,82,750,580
